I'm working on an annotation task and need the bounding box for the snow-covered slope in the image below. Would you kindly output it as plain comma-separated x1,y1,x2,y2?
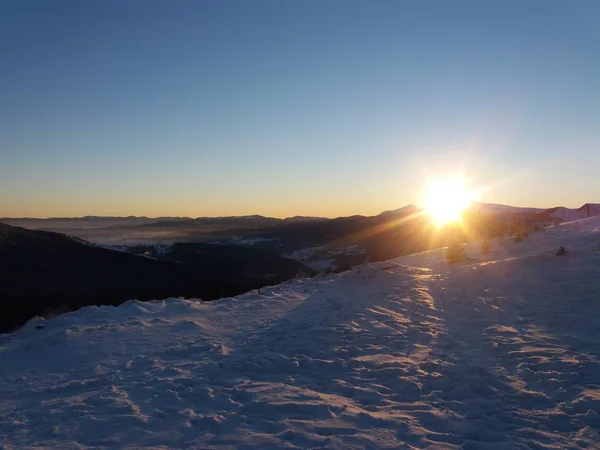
579,204,600,217
2,218,600,448
540,206,588,223
470,202,544,214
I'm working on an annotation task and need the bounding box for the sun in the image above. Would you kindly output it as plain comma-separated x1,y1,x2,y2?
423,176,475,226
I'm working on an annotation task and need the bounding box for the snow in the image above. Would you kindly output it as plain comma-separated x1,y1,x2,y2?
535,205,600,225
470,202,544,214
2,217,600,448
579,204,600,217
547,207,588,222
230,237,278,246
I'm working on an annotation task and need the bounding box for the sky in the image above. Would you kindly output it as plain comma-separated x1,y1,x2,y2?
1,0,599,218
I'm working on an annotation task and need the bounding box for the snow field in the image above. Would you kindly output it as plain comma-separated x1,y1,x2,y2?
1,217,600,448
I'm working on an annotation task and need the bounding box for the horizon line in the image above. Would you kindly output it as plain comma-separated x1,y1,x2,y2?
1,201,598,221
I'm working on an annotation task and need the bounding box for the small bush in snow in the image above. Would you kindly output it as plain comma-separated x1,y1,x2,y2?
446,244,467,263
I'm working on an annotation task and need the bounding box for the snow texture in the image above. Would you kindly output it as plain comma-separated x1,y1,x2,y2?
2,218,600,448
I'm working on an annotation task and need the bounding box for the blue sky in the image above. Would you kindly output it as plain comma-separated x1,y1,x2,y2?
1,0,599,218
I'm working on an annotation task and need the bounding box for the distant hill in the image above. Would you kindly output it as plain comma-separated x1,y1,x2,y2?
0,216,192,230
469,202,544,214
578,203,600,217
283,216,328,223
470,202,600,221
378,204,421,217
534,206,588,224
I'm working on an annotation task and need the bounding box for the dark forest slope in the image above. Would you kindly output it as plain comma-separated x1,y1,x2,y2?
0,223,312,332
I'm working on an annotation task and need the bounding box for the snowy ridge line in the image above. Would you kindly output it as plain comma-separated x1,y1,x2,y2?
1,216,600,448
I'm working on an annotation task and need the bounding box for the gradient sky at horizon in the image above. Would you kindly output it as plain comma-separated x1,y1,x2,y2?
1,0,599,218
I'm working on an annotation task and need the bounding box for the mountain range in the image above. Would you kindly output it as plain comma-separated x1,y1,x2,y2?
1,201,599,333
3,202,598,233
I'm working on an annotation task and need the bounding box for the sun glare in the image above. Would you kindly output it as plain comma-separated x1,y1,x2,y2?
423,177,475,226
